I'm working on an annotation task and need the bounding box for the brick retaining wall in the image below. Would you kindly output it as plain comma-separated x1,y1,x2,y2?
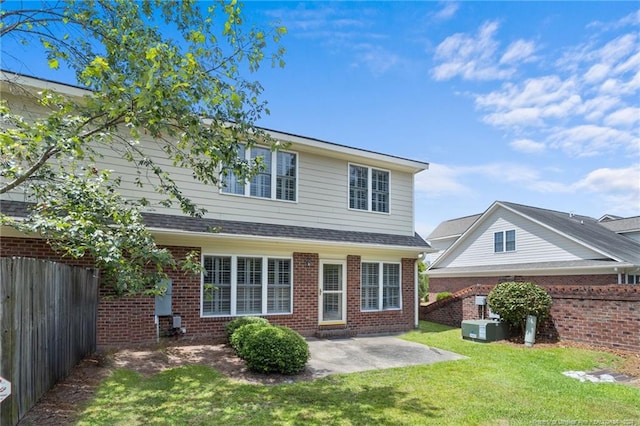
420,283,640,352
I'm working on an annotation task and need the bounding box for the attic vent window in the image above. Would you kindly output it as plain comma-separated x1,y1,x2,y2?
494,230,516,253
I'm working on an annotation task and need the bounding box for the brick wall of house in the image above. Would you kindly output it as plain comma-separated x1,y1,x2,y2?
2,237,418,347
420,283,640,352
428,274,618,303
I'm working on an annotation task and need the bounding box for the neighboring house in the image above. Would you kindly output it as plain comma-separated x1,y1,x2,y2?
425,213,481,265
427,201,640,297
598,215,640,244
0,72,432,345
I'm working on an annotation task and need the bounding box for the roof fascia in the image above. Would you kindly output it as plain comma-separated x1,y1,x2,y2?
264,128,429,174
1,70,89,98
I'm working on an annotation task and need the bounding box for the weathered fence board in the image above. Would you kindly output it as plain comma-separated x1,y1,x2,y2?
0,257,98,426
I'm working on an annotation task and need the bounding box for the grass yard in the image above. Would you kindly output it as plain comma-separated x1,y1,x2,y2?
77,322,640,425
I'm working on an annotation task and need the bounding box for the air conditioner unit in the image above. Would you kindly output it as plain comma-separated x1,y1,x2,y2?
461,320,508,342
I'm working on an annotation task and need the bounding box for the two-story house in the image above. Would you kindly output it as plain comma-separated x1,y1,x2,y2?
427,201,640,297
0,72,432,346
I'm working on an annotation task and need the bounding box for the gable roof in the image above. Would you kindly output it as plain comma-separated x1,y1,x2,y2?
1,200,430,250
598,216,640,234
429,201,640,270
427,214,482,241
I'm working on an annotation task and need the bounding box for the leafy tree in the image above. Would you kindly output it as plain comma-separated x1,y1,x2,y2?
0,0,286,295
417,260,429,302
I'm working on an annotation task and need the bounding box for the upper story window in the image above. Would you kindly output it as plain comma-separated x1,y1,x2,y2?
361,262,401,311
349,164,389,213
494,230,516,253
222,144,297,202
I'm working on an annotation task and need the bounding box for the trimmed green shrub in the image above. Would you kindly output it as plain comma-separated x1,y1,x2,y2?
436,292,453,301
225,316,269,341
487,281,552,333
241,325,310,375
229,322,270,356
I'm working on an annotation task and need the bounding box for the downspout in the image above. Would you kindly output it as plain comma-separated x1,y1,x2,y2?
414,259,419,328
415,253,426,328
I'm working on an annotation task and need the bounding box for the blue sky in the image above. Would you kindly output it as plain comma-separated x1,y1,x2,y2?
245,1,640,236
3,1,639,238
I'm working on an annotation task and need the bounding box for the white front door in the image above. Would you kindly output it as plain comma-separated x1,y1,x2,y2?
319,261,347,324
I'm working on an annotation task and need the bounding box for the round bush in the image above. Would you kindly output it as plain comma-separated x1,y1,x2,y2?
229,322,269,356
487,281,552,331
225,316,269,341
241,325,310,375
436,291,453,301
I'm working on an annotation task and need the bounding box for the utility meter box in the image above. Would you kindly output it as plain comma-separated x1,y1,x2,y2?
461,319,508,343
155,278,173,316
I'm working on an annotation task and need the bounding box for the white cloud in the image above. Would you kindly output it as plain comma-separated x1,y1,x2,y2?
583,63,611,84
476,76,578,111
483,108,543,128
414,164,470,197
500,40,537,65
604,107,640,127
432,20,535,81
457,14,639,159
510,139,546,153
350,43,403,76
574,165,640,200
581,95,621,121
549,125,637,157
432,2,459,21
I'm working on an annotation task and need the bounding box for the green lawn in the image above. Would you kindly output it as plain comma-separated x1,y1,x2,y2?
77,322,640,425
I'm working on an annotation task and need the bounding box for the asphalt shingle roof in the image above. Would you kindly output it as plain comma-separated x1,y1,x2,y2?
1,200,430,249
427,214,482,240
500,202,640,264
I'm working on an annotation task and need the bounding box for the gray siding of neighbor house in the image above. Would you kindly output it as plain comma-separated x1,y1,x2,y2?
436,208,604,269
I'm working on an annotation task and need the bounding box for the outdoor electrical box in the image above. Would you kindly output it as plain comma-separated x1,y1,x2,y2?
461,320,508,343
154,278,173,316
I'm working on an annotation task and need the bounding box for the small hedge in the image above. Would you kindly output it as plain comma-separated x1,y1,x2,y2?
229,322,269,356
241,325,310,375
488,281,552,333
225,316,270,341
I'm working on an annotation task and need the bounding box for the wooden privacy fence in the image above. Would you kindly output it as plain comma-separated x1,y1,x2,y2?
0,257,99,426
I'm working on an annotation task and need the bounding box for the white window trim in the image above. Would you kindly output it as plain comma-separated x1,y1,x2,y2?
360,260,402,312
200,253,294,317
494,230,516,253
219,145,298,203
347,162,391,214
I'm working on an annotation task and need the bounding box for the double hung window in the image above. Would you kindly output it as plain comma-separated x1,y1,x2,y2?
361,262,401,311
349,164,389,213
202,255,292,316
222,144,297,202
494,230,516,253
